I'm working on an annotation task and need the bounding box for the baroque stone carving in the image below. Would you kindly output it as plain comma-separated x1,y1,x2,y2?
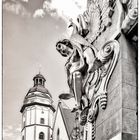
56,35,120,112
120,0,138,33
56,0,120,139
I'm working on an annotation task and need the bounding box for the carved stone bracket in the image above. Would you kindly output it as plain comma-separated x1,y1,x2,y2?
80,40,120,125
78,40,120,140
95,40,120,110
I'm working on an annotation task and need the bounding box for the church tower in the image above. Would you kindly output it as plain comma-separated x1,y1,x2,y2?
20,73,55,140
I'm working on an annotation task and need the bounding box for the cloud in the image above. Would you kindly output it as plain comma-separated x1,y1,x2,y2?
3,0,31,17
20,0,28,2
3,125,14,137
33,0,58,19
3,0,87,24
3,125,21,140
33,0,86,24
33,9,45,18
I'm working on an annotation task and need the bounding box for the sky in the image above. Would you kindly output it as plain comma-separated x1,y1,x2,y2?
2,0,87,140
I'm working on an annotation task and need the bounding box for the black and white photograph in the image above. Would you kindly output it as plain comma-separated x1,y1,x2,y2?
3,0,138,140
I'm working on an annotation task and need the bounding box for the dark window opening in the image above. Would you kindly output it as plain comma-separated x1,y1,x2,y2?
35,79,38,85
39,132,44,140
57,128,60,140
40,118,45,124
39,79,42,85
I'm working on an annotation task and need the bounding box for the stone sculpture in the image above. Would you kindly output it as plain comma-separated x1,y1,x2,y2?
56,27,120,119
56,0,121,139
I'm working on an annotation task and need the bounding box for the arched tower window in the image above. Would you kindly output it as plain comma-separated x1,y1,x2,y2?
57,128,60,140
35,79,38,85
39,132,44,140
39,78,42,85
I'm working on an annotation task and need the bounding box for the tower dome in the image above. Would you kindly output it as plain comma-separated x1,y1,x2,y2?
20,73,54,113
27,73,52,98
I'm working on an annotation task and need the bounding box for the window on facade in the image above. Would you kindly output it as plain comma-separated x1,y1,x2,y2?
40,118,45,124
39,132,44,140
57,128,60,140
22,136,24,140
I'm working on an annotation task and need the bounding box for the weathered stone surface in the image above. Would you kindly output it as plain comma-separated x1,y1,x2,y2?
108,59,122,93
119,35,137,64
122,132,137,140
96,109,122,140
122,59,137,86
96,84,122,126
122,83,137,110
95,123,104,140
122,108,137,135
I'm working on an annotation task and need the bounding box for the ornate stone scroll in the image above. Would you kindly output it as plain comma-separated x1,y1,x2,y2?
82,40,120,139
120,0,138,33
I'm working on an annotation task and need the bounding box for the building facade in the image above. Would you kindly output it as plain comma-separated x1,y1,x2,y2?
20,73,55,140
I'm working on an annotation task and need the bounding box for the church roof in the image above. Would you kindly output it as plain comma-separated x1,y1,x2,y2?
20,73,54,113
26,73,52,98
58,102,75,137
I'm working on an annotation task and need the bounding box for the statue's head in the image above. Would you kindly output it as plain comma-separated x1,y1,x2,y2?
56,39,73,57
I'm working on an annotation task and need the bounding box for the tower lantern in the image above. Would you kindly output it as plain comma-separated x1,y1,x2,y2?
33,73,46,86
